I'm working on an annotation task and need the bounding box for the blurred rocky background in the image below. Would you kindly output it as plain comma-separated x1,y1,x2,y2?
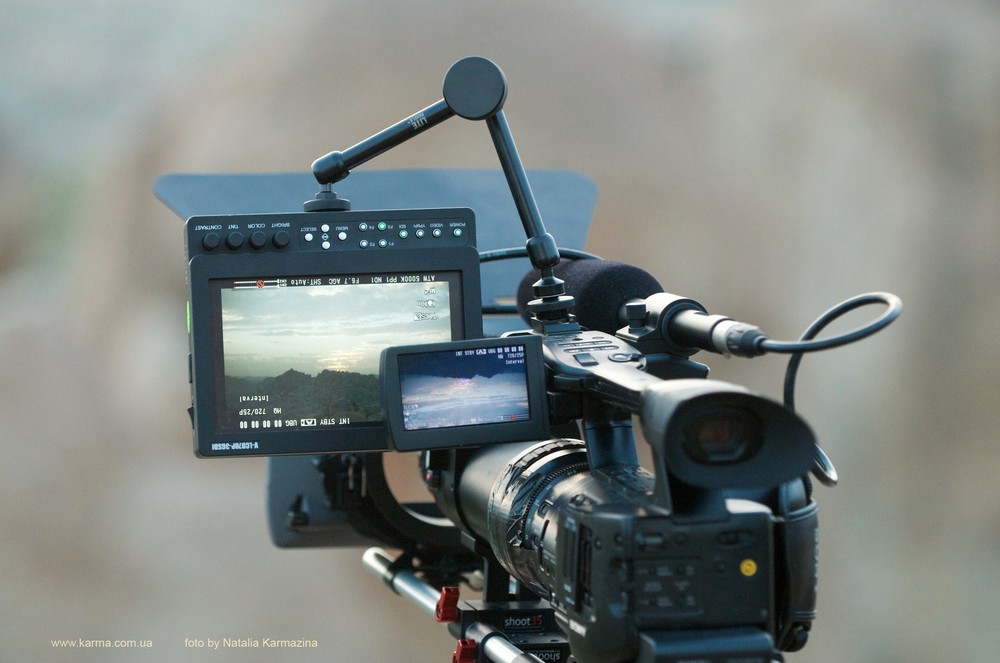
1,1,998,661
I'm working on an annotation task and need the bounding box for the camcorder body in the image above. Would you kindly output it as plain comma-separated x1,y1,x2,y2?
172,180,818,663
161,57,899,663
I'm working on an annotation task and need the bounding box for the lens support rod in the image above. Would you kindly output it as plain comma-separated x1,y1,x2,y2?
362,547,546,663
310,56,575,327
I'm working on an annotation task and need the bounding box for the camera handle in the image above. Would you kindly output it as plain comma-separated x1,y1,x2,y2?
309,56,576,329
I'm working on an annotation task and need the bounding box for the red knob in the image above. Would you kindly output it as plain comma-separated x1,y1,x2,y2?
452,639,478,663
436,586,460,623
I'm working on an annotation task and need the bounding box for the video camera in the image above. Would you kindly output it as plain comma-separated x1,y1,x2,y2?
158,57,900,662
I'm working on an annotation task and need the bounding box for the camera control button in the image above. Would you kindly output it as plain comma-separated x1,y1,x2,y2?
304,232,314,242
338,231,347,241
250,231,267,249
272,231,291,248
226,232,244,250
574,352,598,367
201,233,221,251
322,240,331,250
321,224,330,233
610,352,640,363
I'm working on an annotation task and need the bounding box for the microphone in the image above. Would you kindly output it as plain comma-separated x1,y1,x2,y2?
516,259,663,333
517,259,767,358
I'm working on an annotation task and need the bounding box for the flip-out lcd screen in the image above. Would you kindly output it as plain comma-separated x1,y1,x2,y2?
381,335,548,451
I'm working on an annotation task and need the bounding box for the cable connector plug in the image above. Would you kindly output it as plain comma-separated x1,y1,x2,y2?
720,321,768,358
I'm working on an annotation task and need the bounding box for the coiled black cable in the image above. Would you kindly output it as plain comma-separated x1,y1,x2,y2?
766,291,902,486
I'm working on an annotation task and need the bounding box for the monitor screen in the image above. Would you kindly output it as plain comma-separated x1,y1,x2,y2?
214,273,459,436
185,209,482,457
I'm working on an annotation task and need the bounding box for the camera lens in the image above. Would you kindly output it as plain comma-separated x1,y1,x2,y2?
682,408,762,464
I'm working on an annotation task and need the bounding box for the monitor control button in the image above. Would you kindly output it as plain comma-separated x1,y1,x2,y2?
202,233,220,251
272,231,291,248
